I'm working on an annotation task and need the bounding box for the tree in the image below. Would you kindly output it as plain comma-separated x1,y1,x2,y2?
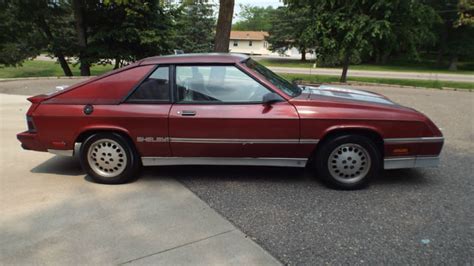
2,0,75,76
457,0,474,26
430,0,474,70
72,0,90,76
174,1,215,53
370,1,438,64
214,0,234,52
232,4,274,32
266,6,314,61
86,0,175,69
286,0,438,82
0,1,43,67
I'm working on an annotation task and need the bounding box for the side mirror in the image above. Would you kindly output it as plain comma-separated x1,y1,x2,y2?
262,92,284,105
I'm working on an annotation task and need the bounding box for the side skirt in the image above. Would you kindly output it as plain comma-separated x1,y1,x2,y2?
142,157,308,168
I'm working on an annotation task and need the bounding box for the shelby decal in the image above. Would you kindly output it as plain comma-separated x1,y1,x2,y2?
137,137,169,143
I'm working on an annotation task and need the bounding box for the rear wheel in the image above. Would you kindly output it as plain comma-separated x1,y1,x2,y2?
315,135,381,189
80,132,141,184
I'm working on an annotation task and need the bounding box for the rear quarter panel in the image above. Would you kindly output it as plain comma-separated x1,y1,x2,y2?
32,104,171,157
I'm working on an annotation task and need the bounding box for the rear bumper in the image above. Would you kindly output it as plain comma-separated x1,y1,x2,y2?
384,156,440,169
17,131,76,156
17,131,47,152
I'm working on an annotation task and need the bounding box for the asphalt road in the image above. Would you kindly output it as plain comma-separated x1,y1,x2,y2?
1,79,473,264
176,86,474,264
268,66,474,83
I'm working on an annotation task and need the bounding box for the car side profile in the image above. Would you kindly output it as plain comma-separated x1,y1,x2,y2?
17,53,444,189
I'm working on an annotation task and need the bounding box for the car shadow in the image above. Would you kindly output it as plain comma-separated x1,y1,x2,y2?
30,155,84,176
30,155,430,187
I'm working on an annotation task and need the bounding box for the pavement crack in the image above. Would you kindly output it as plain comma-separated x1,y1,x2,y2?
119,229,236,265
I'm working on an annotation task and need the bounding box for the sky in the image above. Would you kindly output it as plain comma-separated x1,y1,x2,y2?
233,0,283,20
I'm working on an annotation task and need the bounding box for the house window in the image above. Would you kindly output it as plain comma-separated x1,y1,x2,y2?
233,41,238,47
263,41,268,48
249,41,253,46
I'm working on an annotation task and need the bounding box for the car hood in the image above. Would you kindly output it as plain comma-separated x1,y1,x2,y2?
299,85,396,106
290,85,430,122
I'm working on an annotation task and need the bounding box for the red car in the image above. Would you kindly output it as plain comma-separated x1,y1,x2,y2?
17,54,444,189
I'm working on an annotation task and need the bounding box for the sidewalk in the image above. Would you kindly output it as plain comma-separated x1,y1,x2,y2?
268,66,474,83
0,94,280,265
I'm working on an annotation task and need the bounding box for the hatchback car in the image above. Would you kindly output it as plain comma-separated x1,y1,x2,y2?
17,53,444,189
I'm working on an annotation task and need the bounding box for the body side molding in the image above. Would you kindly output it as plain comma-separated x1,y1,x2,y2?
384,137,444,144
142,157,308,167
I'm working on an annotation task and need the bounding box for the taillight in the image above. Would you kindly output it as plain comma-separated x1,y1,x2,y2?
27,115,36,133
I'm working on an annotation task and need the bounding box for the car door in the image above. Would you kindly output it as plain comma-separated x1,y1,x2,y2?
169,64,303,158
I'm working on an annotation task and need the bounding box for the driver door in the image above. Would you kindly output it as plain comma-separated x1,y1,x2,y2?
169,64,303,158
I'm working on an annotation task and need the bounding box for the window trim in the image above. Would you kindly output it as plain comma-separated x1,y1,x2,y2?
173,63,281,105
122,64,172,104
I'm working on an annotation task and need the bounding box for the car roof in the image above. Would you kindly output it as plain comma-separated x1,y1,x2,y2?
138,53,250,65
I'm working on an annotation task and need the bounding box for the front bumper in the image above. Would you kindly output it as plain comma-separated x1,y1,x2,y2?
384,156,440,169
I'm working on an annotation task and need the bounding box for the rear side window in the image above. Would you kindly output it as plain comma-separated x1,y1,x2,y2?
128,66,170,102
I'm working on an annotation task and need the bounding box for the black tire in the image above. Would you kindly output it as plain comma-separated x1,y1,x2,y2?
315,135,381,190
79,132,141,184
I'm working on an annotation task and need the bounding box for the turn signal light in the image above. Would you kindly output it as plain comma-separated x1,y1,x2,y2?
393,148,409,154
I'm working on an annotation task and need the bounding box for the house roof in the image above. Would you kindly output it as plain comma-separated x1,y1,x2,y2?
230,31,269,41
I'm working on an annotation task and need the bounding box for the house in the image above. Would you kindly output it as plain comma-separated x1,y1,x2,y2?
229,31,315,60
229,31,270,55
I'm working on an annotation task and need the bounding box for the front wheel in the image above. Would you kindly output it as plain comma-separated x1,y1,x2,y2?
315,135,381,190
80,132,141,184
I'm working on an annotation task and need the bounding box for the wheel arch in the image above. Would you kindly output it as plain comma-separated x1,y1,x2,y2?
308,126,384,166
74,126,137,155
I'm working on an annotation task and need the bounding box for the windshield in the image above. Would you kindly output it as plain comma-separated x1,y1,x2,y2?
245,59,302,97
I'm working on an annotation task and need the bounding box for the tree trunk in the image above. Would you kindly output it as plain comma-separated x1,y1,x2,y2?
214,0,235,52
114,57,121,70
72,0,90,76
437,21,449,65
300,47,306,61
449,55,458,71
57,55,73,76
381,50,390,64
36,17,73,76
375,52,381,64
340,52,350,83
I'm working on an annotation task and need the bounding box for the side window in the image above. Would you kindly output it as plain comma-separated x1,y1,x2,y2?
128,66,170,102
176,65,271,103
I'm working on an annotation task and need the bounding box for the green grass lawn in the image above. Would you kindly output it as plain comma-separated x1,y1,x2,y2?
0,60,114,78
259,58,474,75
280,73,474,90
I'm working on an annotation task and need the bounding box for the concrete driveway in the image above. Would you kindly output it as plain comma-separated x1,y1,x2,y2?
0,93,279,265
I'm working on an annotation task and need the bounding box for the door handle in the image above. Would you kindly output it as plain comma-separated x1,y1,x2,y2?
180,110,196,116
